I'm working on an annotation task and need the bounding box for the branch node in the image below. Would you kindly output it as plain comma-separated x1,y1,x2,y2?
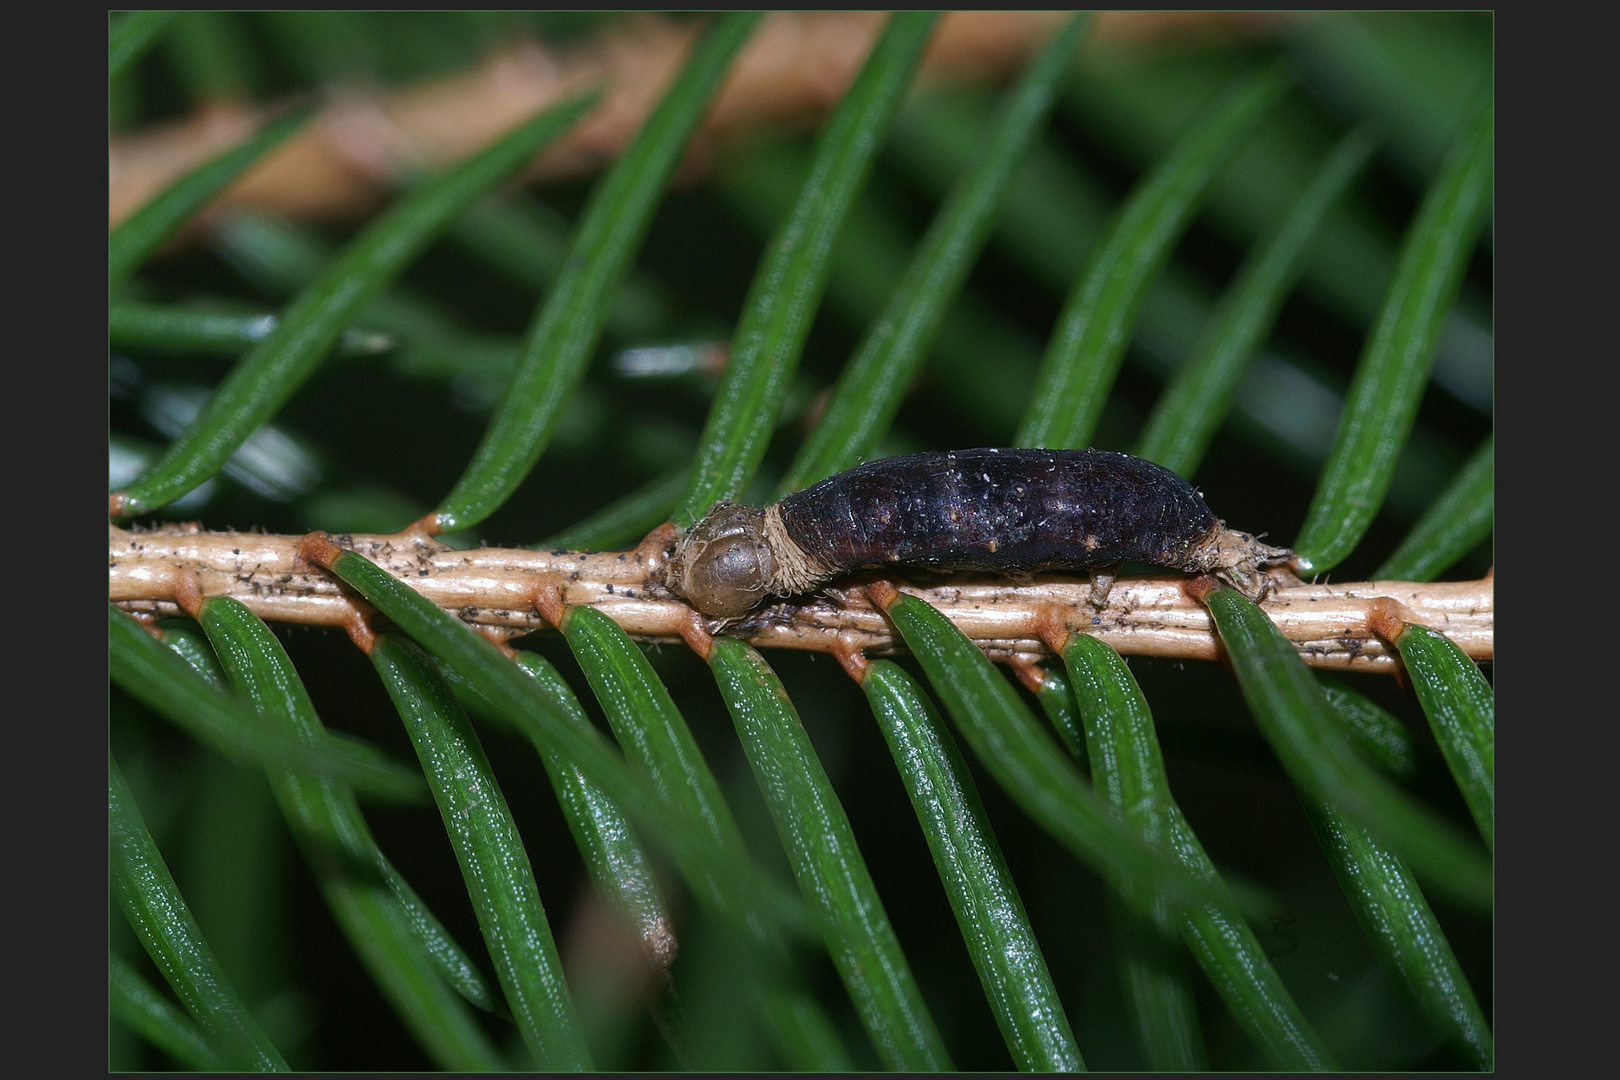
1366,596,1420,644
1035,605,1072,655
475,625,521,658
865,580,901,611
1010,655,1049,696
342,609,378,655
833,633,869,683
405,512,444,538
169,569,204,619
1183,573,1222,605
679,610,714,661
296,531,344,569
533,583,567,628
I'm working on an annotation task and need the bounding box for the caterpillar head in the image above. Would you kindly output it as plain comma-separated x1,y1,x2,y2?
669,502,778,619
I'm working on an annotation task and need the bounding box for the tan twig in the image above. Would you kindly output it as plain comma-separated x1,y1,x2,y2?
108,11,1291,230
110,523,1492,675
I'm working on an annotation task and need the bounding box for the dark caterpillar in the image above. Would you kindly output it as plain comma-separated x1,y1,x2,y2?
669,448,1295,619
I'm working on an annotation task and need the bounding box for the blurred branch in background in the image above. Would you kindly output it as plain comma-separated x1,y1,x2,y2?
110,11,1291,230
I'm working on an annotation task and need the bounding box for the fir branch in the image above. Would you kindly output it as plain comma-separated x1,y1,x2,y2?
111,524,1491,675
